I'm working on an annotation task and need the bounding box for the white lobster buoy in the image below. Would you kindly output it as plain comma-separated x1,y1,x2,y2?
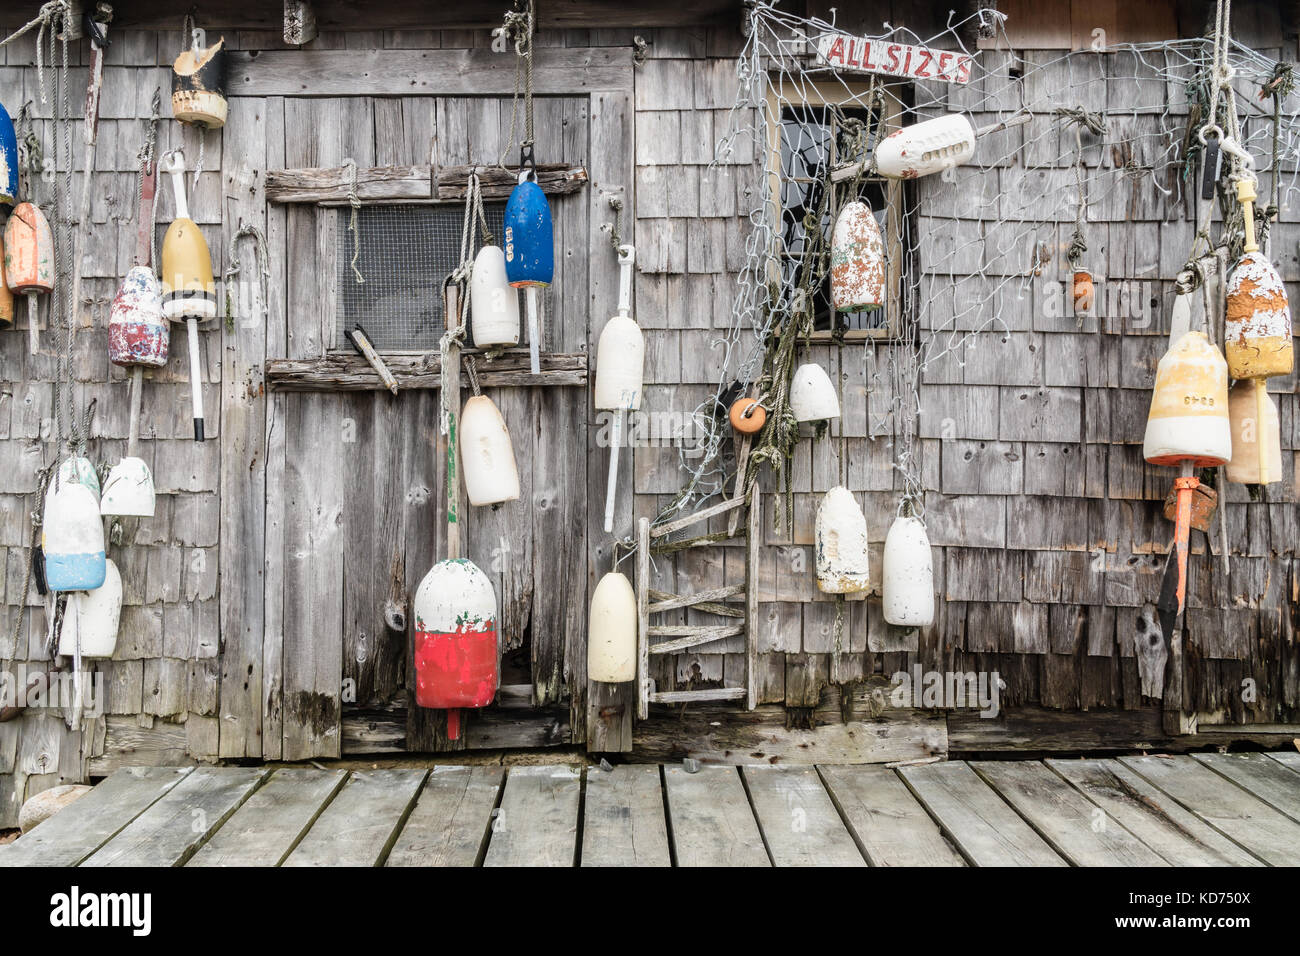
594,316,645,412
413,557,499,741
882,515,934,627
1142,331,1232,467
460,395,521,506
588,572,637,683
815,487,869,594
58,559,122,658
42,481,106,592
830,201,885,312
100,457,156,517
1226,379,1283,485
875,114,976,179
470,245,520,349
790,363,840,422
53,457,100,502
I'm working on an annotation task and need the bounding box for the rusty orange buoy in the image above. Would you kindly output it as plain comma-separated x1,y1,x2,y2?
729,396,766,433
1072,269,1094,314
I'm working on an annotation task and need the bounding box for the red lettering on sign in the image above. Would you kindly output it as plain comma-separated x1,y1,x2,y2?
827,36,845,64
956,56,972,83
914,48,933,78
885,44,901,71
937,52,953,78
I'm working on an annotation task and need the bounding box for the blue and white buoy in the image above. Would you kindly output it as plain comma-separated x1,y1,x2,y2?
504,155,553,375
0,103,18,207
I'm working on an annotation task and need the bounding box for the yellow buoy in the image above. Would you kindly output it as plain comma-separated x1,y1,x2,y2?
1226,379,1282,485
1142,331,1231,468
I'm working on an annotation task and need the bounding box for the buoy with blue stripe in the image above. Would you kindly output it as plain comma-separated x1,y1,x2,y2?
42,473,106,592
595,244,644,533
58,559,123,659
160,150,214,442
0,102,17,206
504,146,553,375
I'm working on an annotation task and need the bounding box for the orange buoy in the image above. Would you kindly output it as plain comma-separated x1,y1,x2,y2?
1072,269,1094,314
4,201,54,351
729,396,766,433
0,236,13,327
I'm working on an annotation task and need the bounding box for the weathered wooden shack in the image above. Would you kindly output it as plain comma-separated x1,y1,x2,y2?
1,0,1297,826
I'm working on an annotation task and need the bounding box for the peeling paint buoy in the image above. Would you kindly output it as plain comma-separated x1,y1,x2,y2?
882,513,934,627
42,480,106,592
831,200,885,313
588,571,637,683
413,558,499,740
790,363,840,422
171,33,228,129
460,395,521,506
815,487,870,594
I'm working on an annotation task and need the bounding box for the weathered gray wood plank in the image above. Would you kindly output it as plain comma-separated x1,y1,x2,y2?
1121,755,1300,866
483,765,582,867
819,765,966,866
82,767,269,867
1046,759,1261,867
386,766,504,867
662,765,769,867
973,760,1166,866
580,764,671,867
1266,751,1300,773
743,765,865,867
899,762,1066,867
0,767,193,867
283,769,427,866
1193,752,1300,825
187,768,347,866
228,48,633,97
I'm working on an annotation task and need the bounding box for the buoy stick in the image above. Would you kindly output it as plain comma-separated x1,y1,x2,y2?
1255,378,1269,485
604,409,623,534
1173,463,1197,616
128,366,142,458
444,283,462,562
187,316,204,441
27,292,38,355
526,287,540,375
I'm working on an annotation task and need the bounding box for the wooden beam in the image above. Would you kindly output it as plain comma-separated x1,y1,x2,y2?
649,495,747,539
228,47,634,97
647,584,745,615
283,0,317,44
266,162,588,205
649,688,747,704
266,351,587,392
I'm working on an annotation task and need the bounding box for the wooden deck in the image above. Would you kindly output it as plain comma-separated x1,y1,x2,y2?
3,753,1298,867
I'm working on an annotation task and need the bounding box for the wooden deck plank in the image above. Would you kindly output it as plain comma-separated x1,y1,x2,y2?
1266,751,1300,773
1120,755,1300,866
899,762,1066,867
82,768,269,867
482,765,582,867
743,766,866,867
818,765,966,866
1193,752,1300,825
283,769,427,867
0,767,194,867
187,768,348,867
1047,759,1262,867
580,764,671,867
662,765,770,867
386,766,505,867
973,761,1167,866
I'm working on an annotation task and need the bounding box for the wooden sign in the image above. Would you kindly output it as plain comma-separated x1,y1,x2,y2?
816,33,972,84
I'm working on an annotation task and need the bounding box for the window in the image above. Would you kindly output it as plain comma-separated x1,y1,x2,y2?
335,203,508,352
768,80,908,338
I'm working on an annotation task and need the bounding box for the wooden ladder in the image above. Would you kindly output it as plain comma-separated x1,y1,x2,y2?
635,488,760,719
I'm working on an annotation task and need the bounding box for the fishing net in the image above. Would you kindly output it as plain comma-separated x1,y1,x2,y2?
663,0,1299,528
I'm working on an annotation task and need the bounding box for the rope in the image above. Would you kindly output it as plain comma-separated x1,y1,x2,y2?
0,1,68,105
341,158,365,284
498,0,536,167
465,356,482,396
603,195,625,251
1056,107,1107,273
437,172,486,435
224,222,271,332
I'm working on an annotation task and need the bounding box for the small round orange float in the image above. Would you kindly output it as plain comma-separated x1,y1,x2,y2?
729,396,766,433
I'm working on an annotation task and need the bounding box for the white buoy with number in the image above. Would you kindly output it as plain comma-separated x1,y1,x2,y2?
588,571,637,683
57,559,122,659
833,112,1031,182
882,512,934,627
595,245,643,533
815,486,870,594
460,394,521,506
470,245,520,349
1142,331,1232,467
160,150,215,442
790,363,840,422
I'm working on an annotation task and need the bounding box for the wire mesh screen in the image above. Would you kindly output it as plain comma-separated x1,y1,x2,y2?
336,203,507,350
